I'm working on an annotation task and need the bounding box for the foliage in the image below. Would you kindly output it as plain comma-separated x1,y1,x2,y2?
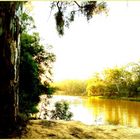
20,12,36,32
51,101,73,121
19,13,56,116
53,80,87,96
50,1,107,35
86,61,140,98
19,51,40,114
50,61,140,99
86,73,105,96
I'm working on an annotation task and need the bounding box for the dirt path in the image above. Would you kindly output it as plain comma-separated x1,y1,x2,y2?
16,120,140,139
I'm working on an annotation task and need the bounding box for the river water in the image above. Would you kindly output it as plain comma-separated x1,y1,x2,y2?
43,95,140,127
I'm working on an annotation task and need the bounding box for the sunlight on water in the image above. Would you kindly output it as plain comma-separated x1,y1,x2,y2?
70,104,94,125
50,95,140,127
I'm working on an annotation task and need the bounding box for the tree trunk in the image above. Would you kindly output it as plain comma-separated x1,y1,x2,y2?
0,2,21,137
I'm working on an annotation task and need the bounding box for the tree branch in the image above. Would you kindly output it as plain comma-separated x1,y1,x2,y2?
74,1,82,8
56,1,61,11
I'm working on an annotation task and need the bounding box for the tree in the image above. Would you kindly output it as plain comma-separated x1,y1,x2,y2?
53,80,87,96
86,63,140,98
125,61,140,97
0,1,107,136
19,15,56,116
86,74,105,96
0,2,23,136
102,67,125,96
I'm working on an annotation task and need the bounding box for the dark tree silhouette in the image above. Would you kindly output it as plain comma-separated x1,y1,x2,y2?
0,2,23,136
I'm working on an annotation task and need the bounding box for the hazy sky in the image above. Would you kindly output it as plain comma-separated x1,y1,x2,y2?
31,1,140,82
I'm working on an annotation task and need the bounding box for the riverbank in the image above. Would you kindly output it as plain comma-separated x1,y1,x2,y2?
12,120,140,139
54,94,140,102
96,96,140,102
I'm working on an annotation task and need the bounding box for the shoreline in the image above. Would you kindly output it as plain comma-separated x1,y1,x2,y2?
53,94,140,102
98,96,140,102
14,119,140,139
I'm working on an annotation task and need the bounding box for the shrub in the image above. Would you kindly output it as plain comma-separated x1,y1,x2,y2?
51,101,73,121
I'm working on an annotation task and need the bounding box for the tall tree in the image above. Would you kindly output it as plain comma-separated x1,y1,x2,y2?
0,1,107,136
0,2,23,136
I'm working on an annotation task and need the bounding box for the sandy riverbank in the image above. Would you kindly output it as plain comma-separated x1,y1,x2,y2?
13,120,140,139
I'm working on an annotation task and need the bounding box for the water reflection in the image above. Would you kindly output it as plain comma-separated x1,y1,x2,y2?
85,97,140,127
52,95,140,127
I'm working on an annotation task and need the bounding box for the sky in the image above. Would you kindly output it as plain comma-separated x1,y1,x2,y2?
30,1,140,82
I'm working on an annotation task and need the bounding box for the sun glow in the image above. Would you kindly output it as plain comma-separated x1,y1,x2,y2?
31,1,140,82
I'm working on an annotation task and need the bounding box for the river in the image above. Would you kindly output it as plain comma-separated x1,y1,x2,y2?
40,95,140,127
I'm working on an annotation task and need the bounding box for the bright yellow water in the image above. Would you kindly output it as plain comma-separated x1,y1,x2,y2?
53,95,140,127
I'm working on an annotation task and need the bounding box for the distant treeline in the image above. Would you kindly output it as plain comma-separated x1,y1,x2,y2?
52,80,87,96
53,60,140,98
